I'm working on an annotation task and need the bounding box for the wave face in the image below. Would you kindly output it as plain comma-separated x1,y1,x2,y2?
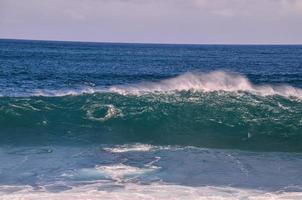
1,72,302,152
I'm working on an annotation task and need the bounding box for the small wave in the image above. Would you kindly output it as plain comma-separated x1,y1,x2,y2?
110,71,302,99
33,87,103,97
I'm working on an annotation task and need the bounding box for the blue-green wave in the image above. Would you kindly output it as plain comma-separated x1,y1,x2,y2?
1,91,302,152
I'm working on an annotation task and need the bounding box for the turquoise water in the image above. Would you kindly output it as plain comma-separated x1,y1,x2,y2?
1,91,302,152
1,39,302,199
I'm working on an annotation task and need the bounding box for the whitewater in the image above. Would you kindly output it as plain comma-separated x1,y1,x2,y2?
6,71,302,99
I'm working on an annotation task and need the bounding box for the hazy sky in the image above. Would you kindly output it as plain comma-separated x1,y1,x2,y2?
0,0,302,44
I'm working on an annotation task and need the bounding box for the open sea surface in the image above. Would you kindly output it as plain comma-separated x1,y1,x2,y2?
1,39,302,199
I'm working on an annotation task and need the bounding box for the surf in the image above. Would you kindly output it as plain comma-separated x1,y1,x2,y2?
1,71,302,100
1,88,302,151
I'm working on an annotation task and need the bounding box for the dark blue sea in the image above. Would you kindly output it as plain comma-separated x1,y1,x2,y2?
1,39,302,199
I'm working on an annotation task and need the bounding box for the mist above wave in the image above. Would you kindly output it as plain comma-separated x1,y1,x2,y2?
110,71,302,99
2,71,302,99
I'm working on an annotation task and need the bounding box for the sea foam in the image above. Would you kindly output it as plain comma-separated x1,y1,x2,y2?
110,71,302,99
1,183,301,200
5,71,302,99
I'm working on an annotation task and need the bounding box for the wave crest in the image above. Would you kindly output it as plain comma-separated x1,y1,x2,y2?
110,71,302,99
3,71,302,99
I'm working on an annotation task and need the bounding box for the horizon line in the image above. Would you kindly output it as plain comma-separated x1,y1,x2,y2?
1,37,302,46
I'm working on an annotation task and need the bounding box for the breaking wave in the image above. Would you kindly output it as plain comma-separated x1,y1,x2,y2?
1,71,302,151
1,71,302,99
110,71,302,98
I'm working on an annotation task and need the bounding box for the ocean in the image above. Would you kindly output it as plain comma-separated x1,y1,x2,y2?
1,39,302,199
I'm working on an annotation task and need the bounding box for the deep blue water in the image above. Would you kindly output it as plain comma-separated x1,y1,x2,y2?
1,39,302,96
1,39,302,198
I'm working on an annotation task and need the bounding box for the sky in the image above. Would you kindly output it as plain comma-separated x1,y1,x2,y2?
0,0,302,44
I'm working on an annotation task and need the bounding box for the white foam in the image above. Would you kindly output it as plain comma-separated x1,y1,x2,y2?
86,104,122,122
95,164,158,182
1,183,302,200
103,144,154,153
33,87,101,97
62,163,159,183
110,71,302,99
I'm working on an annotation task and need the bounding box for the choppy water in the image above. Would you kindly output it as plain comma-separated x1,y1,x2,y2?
1,39,302,199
